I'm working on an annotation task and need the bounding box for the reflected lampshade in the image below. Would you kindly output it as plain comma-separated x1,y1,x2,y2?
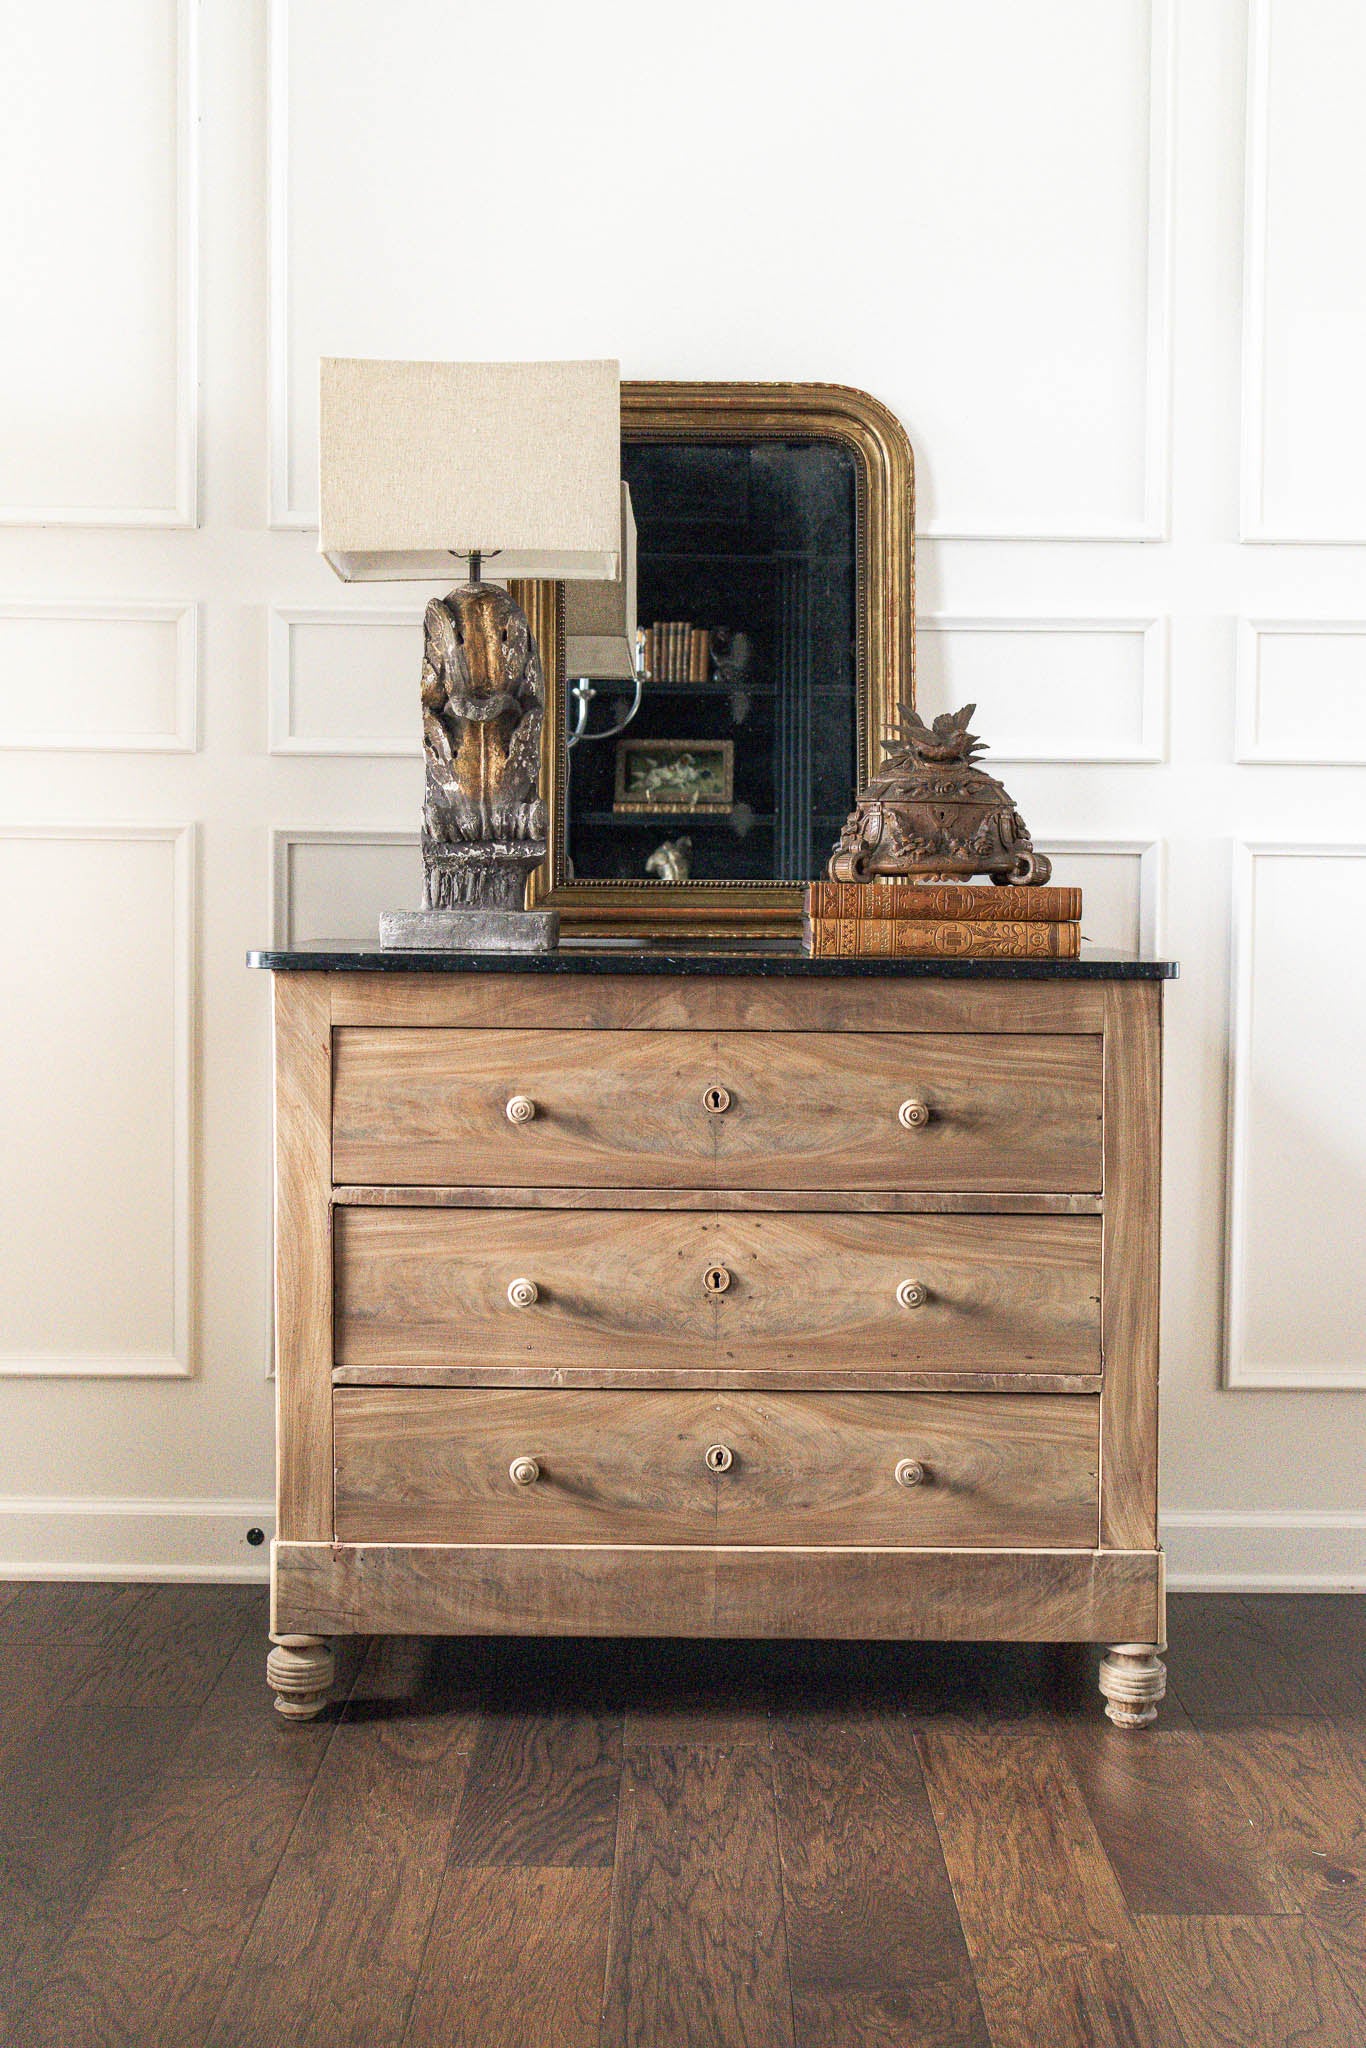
564,484,638,680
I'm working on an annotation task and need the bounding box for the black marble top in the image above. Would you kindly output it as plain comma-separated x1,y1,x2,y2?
247,942,1177,981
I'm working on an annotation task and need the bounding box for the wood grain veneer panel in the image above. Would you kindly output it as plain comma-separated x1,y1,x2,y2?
332,1025,1103,1193
711,1031,1102,1191
1099,982,1162,1551
710,1211,1101,1372
333,1206,717,1373
332,1388,1099,1550
273,1542,1162,1641
710,1391,1098,1549
324,973,1110,1036
333,1206,1101,1379
273,975,333,1541
333,1027,715,1187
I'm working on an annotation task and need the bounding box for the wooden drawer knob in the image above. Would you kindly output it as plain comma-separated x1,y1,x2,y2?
898,1098,931,1129
896,1279,929,1310
507,1277,539,1309
506,1095,537,1125
702,1084,731,1114
702,1265,732,1295
704,1443,734,1473
509,1456,541,1487
894,1458,927,1488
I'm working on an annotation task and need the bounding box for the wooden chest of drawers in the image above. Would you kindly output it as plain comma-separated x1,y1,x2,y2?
255,952,1174,1728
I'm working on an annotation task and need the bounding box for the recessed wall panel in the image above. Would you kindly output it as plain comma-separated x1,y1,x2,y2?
274,0,1168,537
275,832,422,946
270,610,421,754
0,605,194,750
1238,624,1366,764
1244,0,1366,538
0,828,191,1374
1227,847,1366,1386
916,622,1161,762
0,0,191,522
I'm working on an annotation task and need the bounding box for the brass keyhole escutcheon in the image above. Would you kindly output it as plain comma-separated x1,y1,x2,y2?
702,1265,732,1295
705,1443,734,1473
703,1085,731,1114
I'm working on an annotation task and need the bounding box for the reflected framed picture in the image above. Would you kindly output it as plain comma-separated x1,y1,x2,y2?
613,737,735,815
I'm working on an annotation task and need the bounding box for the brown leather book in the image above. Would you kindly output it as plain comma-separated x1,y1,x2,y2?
803,916,1081,959
805,881,1081,923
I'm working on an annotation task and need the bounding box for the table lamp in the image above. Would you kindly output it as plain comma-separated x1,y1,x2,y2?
319,357,622,951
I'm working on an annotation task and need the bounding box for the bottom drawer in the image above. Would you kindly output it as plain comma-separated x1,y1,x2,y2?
332,1387,1099,1549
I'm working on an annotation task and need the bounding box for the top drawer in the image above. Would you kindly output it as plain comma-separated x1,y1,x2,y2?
331,1028,1102,1192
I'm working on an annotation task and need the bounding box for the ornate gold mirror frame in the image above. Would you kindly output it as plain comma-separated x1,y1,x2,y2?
516,380,915,938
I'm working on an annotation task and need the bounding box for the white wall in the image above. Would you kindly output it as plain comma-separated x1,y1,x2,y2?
0,0,1362,1586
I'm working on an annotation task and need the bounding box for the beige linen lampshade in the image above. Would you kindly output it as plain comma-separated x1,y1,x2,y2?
319,357,622,582
564,484,638,680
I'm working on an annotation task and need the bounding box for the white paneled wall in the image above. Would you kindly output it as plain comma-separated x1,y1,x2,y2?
0,0,1362,1585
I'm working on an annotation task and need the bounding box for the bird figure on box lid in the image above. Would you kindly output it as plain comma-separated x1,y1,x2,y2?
829,700,1051,887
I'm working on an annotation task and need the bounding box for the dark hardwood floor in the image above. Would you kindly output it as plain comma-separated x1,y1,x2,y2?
1,1585,1363,2046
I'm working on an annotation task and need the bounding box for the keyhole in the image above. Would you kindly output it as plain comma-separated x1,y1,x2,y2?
703,1085,731,1114
703,1265,731,1295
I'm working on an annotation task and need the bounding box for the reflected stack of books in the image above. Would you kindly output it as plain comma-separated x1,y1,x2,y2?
802,880,1083,958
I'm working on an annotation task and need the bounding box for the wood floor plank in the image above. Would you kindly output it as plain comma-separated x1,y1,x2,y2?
1058,1716,1286,1917
401,1867,611,2048
8,1629,340,2048
603,1745,794,2048
445,1708,621,1869
1134,1916,1366,2048
917,1722,1173,2048
1239,1595,1366,1717
772,1715,987,2048
0,1644,102,1767
204,1663,477,2048
0,1702,195,2036
622,1640,770,1749
0,1582,153,1646
62,1583,261,1710
1165,1593,1325,1722
1200,1716,1366,2003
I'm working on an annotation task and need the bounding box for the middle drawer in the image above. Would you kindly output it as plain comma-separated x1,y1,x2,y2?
333,1205,1102,1382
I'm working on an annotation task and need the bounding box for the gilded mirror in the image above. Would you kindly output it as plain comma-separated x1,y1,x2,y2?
517,381,915,938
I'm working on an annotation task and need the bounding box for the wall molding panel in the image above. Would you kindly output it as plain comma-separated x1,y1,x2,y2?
271,826,420,947
1240,0,1366,542
916,617,1168,763
268,604,424,755
0,0,199,527
267,0,1174,541
0,824,196,1378
1235,619,1366,765
0,601,199,752
1225,842,1366,1389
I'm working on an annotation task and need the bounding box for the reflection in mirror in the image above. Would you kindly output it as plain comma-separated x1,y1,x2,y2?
565,440,857,886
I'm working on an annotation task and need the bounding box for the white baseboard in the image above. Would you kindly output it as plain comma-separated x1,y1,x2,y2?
0,1496,273,1582
0,1499,1360,1593
1161,1511,1366,1591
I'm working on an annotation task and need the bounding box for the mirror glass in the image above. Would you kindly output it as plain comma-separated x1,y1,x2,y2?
564,439,858,888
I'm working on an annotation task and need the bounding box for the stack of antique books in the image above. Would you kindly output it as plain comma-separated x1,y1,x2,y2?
643,622,712,683
803,879,1083,958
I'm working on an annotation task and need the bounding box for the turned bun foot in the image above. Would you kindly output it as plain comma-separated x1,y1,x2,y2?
267,1634,335,1720
1099,1642,1167,1728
